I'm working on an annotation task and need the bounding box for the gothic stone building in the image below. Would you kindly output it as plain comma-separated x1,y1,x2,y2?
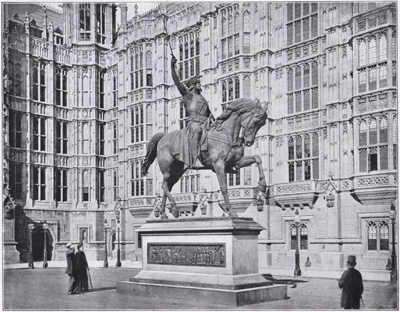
2,2,397,280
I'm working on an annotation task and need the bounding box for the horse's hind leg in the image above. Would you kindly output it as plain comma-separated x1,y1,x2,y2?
167,163,184,218
160,161,184,219
160,193,168,220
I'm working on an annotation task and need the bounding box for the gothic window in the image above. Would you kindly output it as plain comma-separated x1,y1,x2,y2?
146,105,153,140
367,220,389,251
358,34,390,92
359,117,390,172
9,163,22,199
131,106,144,142
98,170,105,203
178,32,200,80
287,24,293,46
290,223,308,250
379,34,387,62
55,169,68,202
221,76,240,103
369,37,377,65
287,3,318,47
82,76,89,106
55,121,68,154
243,11,250,32
146,50,153,86
96,4,106,44
228,169,241,186
180,173,200,193
221,6,242,59
33,116,46,151
131,47,143,90
113,169,118,201
32,61,46,102
359,70,367,93
79,4,91,41
287,3,293,21
359,40,367,67
98,123,104,155
392,31,396,60
288,133,319,181
179,100,188,129
82,123,89,154
9,60,22,97
33,166,46,200
113,122,118,154
131,161,144,196
287,62,319,114
56,68,68,107
99,72,105,108
9,111,22,148
222,81,227,102
379,64,388,87
113,72,118,107
82,170,89,201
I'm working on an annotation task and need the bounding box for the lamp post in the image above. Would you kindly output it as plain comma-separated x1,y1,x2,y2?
42,220,48,269
104,218,108,268
116,220,121,267
28,223,35,269
389,201,397,284
294,208,302,277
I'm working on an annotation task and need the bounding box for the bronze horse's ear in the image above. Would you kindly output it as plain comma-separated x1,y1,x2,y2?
255,99,262,110
260,101,268,116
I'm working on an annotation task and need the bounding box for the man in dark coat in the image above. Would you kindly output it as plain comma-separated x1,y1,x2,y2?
65,242,79,295
76,243,90,293
339,255,364,309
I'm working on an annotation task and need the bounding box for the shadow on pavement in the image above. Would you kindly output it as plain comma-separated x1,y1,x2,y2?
87,286,116,292
262,274,309,287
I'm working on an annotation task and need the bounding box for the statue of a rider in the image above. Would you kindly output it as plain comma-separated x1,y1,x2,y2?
171,54,215,169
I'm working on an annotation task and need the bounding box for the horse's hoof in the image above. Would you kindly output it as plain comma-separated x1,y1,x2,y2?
161,214,168,220
171,206,179,218
228,211,238,218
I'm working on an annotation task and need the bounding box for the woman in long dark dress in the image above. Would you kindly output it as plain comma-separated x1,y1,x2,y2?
76,243,89,293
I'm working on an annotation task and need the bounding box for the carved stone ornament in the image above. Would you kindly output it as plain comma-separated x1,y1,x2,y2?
147,243,226,267
324,177,338,208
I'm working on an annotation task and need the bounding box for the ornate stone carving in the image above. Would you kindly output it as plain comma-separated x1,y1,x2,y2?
148,243,226,267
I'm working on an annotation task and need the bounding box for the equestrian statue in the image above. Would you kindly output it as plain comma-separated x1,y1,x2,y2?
142,54,269,219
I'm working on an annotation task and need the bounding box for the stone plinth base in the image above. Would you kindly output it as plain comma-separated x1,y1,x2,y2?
117,280,286,306
116,217,287,306
3,242,20,264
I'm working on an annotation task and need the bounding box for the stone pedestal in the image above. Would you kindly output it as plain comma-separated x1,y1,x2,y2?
117,217,287,306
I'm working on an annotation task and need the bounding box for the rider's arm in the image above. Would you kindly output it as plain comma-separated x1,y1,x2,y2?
171,55,187,96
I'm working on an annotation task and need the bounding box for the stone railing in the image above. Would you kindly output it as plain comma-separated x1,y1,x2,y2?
30,38,49,58
274,181,316,195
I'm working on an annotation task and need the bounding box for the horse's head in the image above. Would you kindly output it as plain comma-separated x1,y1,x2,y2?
240,100,268,146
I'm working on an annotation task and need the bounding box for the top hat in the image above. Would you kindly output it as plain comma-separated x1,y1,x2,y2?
347,255,357,266
66,242,72,248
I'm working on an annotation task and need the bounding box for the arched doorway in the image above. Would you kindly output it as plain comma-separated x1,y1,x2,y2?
32,228,53,261
109,232,116,259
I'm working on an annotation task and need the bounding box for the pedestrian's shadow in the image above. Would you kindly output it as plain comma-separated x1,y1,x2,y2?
262,274,308,288
87,286,116,292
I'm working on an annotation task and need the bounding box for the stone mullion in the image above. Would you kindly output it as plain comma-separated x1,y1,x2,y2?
387,113,394,170
90,3,96,43
354,120,360,175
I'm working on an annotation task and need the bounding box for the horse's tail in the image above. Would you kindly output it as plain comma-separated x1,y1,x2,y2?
142,132,165,176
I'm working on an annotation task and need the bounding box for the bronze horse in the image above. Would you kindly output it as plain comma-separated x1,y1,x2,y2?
142,98,268,219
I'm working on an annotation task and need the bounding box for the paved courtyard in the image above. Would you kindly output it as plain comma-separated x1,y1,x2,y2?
3,265,398,310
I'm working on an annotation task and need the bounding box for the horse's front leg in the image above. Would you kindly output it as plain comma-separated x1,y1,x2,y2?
161,172,179,219
214,160,238,217
235,155,267,205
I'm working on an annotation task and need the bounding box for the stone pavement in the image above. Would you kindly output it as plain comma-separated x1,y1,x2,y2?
3,265,398,311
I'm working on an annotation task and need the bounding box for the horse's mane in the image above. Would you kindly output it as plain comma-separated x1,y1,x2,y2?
227,98,258,115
